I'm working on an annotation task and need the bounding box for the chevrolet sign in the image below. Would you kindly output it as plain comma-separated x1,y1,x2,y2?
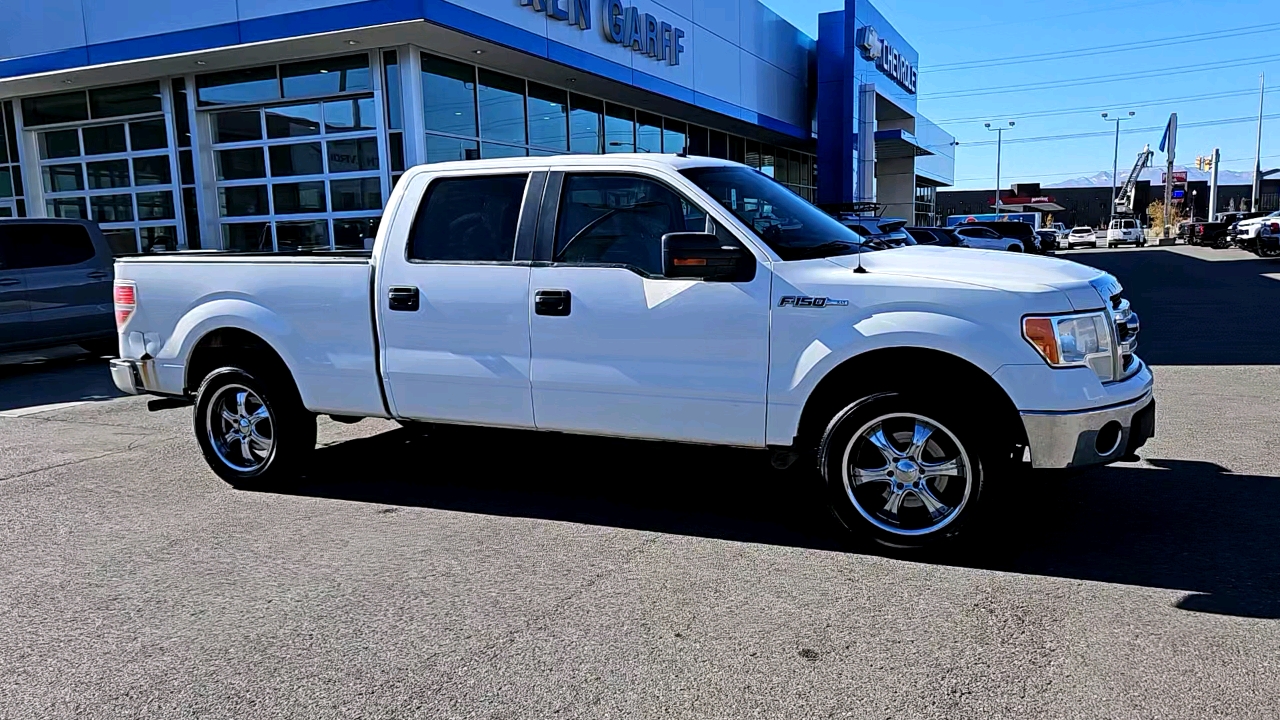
856,25,917,95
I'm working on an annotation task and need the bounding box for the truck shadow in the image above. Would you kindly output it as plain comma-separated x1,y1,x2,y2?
0,347,123,413
265,427,1280,620
1066,247,1280,365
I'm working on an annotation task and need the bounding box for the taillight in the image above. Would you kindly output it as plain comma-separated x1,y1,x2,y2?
114,281,136,329
1270,222,1279,233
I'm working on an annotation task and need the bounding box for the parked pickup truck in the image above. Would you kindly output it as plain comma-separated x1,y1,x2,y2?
110,155,1154,548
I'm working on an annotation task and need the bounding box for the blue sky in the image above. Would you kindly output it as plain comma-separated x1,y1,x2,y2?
763,0,1280,189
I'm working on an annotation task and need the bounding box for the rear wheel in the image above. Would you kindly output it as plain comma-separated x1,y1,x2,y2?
819,393,996,549
194,367,316,485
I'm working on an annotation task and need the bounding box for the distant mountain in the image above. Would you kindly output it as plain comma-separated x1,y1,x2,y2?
1046,166,1261,188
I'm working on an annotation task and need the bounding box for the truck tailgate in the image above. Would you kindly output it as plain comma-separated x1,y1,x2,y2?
115,256,387,417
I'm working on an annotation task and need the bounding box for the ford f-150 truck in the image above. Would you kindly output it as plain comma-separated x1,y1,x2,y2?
110,155,1153,548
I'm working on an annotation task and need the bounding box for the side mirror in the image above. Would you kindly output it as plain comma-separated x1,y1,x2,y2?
661,232,756,282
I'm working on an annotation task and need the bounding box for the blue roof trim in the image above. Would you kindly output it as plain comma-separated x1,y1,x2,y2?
89,23,240,66
0,0,809,143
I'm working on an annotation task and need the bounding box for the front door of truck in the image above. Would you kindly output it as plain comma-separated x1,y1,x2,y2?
377,170,545,428
527,170,771,446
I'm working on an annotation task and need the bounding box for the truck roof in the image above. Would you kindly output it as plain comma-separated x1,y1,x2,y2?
403,153,740,177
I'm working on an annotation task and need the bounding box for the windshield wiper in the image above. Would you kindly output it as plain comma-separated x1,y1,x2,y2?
785,240,868,260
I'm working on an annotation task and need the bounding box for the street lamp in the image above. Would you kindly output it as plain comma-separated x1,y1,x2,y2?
985,121,1015,214
1102,111,1135,224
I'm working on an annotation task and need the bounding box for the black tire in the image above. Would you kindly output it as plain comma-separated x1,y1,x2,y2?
817,393,997,549
193,366,316,485
1007,244,1022,253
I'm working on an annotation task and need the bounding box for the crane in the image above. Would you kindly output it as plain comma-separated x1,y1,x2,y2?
1114,144,1154,216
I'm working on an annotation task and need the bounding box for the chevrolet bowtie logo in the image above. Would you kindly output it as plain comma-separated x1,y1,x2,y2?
858,26,882,60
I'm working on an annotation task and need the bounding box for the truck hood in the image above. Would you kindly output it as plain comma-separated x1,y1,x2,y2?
825,246,1113,310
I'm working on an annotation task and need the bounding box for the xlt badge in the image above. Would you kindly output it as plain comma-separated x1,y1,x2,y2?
778,296,849,308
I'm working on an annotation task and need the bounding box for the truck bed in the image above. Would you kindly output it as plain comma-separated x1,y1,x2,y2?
115,254,388,417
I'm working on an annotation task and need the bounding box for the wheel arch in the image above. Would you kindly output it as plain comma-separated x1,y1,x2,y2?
185,327,298,399
791,346,1027,455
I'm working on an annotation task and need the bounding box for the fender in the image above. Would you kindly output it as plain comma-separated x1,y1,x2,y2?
163,296,302,395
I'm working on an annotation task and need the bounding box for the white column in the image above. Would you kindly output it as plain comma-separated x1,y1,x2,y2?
401,45,427,168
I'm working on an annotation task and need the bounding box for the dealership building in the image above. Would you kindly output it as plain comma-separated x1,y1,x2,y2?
0,0,954,253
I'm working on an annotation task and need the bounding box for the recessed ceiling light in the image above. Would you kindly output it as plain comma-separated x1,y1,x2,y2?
474,49,484,55
567,77,577,83
195,60,206,66
62,79,73,84
346,40,359,45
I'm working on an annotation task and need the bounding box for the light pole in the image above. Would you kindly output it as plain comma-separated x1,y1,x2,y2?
986,121,1015,215
1102,111,1135,225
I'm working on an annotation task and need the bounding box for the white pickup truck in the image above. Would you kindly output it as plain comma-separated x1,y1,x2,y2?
110,154,1154,548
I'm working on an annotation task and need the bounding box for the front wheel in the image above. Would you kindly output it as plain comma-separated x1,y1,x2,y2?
194,367,316,485
819,394,993,549
1007,244,1023,253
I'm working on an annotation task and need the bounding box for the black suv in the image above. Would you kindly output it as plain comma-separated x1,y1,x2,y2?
906,227,961,246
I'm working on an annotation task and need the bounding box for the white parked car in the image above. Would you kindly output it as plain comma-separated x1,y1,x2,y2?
1106,218,1145,247
952,225,1026,252
109,154,1153,549
1231,210,1280,241
1065,226,1099,249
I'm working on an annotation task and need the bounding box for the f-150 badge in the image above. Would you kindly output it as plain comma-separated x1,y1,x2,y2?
778,296,850,308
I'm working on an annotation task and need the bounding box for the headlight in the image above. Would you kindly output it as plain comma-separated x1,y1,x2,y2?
1023,312,1114,380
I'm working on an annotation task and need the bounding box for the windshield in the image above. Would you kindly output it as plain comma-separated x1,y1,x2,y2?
680,166,871,260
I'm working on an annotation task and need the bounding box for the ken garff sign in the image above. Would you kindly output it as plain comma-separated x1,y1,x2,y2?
520,0,686,65
856,25,916,95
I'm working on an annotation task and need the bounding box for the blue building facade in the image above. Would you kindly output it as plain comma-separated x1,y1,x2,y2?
0,0,951,252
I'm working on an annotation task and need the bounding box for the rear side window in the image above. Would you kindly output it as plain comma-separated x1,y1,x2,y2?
407,174,528,262
0,223,96,269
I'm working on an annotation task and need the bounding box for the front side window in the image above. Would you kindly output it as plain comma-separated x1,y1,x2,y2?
682,166,870,260
408,174,528,262
554,174,705,276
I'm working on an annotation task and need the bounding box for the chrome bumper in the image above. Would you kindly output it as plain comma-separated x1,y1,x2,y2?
1021,391,1155,469
109,358,144,395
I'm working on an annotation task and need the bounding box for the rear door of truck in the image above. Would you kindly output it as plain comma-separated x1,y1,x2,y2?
376,167,546,428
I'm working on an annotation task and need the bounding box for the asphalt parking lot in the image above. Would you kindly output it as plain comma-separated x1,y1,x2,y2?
2,244,1279,719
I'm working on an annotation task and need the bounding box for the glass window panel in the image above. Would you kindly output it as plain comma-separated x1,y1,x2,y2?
0,207,11,218
47,197,87,220
729,136,745,164
408,175,525,262
22,91,89,127
424,135,479,163
265,103,321,138
82,124,127,155
708,130,727,159
389,132,405,173
759,145,776,177
140,225,178,253
334,217,379,250
172,78,192,148
86,159,131,189
88,81,161,119
383,50,403,130
554,173,697,275
481,142,527,159
137,191,175,220
39,129,80,160
219,185,270,217
478,70,526,145
280,54,371,98
745,140,760,169
329,177,382,212
421,54,477,137
323,97,376,134
222,222,272,252
3,104,16,161
213,110,263,144
216,148,266,180
269,142,324,177
182,187,201,250
0,129,7,163
42,164,84,193
14,199,24,216
91,194,134,223
662,120,686,154
0,169,10,198
10,166,21,199
569,94,602,154
326,138,379,173
788,154,802,187
103,228,138,255
688,125,708,156
636,112,662,154
774,149,790,184
275,220,331,251
604,105,634,153
272,181,327,214
129,118,168,151
197,66,280,106
528,148,557,157
527,83,567,151
179,150,194,186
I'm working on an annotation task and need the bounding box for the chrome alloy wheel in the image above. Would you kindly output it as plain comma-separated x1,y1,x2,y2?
841,413,973,537
207,384,275,473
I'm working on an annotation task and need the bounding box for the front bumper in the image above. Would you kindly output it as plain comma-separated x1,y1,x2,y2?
109,358,144,395
1021,391,1155,469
